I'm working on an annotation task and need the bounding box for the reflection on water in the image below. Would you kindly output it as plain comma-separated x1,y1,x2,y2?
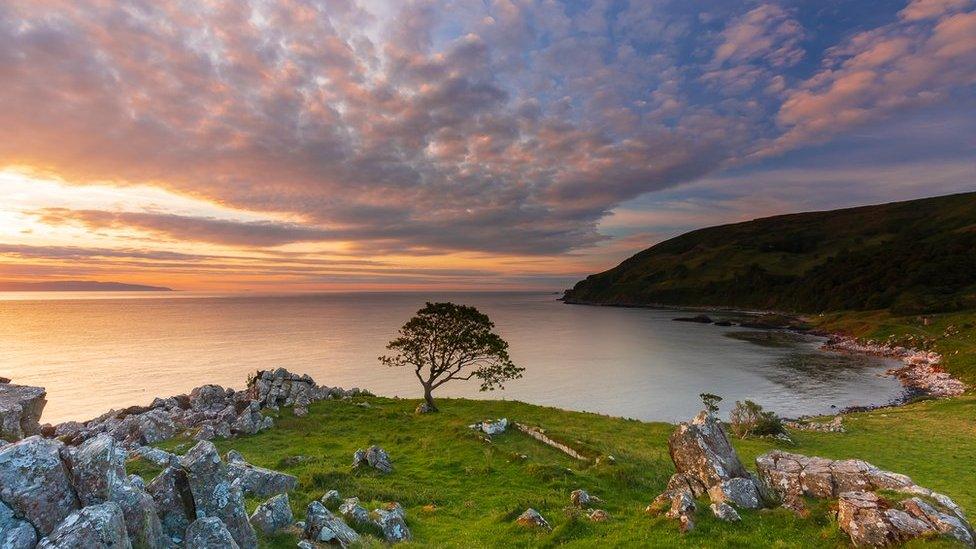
0,291,906,423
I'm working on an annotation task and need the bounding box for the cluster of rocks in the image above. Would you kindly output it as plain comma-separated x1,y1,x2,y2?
352,445,393,474
650,408,974,546
570,489,609,522
646,410,768,530
469,418,508,436
758,451,973,546
0,369,369,452
783,415,845,433
0,432,298,548
299,489,411,544
823,336,966,397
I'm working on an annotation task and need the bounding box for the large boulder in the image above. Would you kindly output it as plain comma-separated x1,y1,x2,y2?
837,491,936,547
146,466,195,545
0,500,38,548
67,434,127,506
185,517,239,549
180,441,256,549
227,459,297,498
249,493,293,535
189,385,232,413
0,383,46,441
303,501,360,545
0,436,80,535
109,409,176,446
247,369,317,410
37,502,131,549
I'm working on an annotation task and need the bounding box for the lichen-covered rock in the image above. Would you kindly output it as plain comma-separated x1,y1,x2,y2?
180,441,256,549
246,369,317,410
0,500,38,548
0,436,80,535
303,501,360,545
321,490,341,507
0,383,46,441
373,502,411,542
707,477,763,510
471,418,508,435
185,517,239,549
110,409,176,446
67,433,127,506
249,493,293,535
227,459,297,498
570,489,597,508
37,502,131,549
352,445,393,473
146,466,195,545
903,497,975,546
134,446,178,468
669,411,749,488
710,502,741,522
339,497,370,525
515,508,551,530
110,479,165,548
189,385,232,412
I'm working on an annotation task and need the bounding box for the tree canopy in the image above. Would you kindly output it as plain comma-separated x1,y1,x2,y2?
379,302,524,411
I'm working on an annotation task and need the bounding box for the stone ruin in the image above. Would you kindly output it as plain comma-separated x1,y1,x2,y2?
649,409,975,546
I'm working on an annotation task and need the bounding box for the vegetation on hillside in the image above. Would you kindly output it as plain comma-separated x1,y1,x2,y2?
564,192,976,314
131,395,975,548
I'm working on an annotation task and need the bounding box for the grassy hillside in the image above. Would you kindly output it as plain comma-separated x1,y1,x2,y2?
564,192,976,314
132,396,976,548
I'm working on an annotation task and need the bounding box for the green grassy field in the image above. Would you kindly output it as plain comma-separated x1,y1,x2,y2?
131,393,975,548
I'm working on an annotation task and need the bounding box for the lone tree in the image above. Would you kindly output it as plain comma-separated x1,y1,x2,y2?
379,302,524,412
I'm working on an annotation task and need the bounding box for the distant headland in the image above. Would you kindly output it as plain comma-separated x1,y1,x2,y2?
0,280,174,291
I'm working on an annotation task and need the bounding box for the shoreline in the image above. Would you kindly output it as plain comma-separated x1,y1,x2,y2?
562,298,969,413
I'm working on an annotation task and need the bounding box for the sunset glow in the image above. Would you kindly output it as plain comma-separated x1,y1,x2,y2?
1,0,973,291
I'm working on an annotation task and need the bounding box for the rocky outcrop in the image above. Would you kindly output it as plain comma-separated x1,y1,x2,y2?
146,466,195,545
0,436,80,536
184,517,239,549
0,500,39,548
53,368,367,451
784,416,844,433
303,501,360,545
757,450,974,546
248,493,292,535
648,410,766,532
469,418,508,435
352,445,393,474
0,383,47,441
823,336,965,397
180,441,256,549
36,503,130,549
226,452,297,498
339,497,371,526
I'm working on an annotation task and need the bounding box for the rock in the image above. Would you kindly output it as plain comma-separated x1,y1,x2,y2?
185,517,240,549
110,409,176,446
0,500,38,549
134,446,177,468
0,383,47,441
838,491,909,547
373,503,411,542
415,402,434,414
109,479,165,548
352,445,392,473
588,509,610,522
189,385,231,412
0,436,80,535
180,440,257,549
570,489,597,508
903,497,975,546
666,491,696,520
67,433,127,506
515,508,551,530
249,493,293,535
707,477,763,510
226,449,245,464
480,418,508,435
673,315,713,323
297,541,315,549
54,421,84,438
247,369,318,411
227,459,298,498
37,502,130,549
339,497,370,525
710,502,741,522
146,466,195,545
669,411,750,489
321,490,341,507
303,501,360,545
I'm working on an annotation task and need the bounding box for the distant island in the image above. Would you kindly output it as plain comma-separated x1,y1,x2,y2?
564,192,976,315
0,280,174,292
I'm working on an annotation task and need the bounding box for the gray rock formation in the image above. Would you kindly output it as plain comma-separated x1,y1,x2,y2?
185,517,240,549
373,502,411,542
37,503,130,549
321,490,341,507
227,459,297,498
303,501,360,545
352,445,393,473
0,500,38,548
0,383,46,441
339,497,370,525
249,493,292,535
0,436,80,536
179,441,256,549
146,466,195,545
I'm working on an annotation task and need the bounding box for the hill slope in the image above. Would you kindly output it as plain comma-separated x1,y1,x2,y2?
564,192,976,314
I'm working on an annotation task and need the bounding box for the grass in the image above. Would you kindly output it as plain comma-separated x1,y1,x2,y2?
131,394,975,548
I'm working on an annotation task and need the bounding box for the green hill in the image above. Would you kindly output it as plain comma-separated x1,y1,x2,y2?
564,192,976,314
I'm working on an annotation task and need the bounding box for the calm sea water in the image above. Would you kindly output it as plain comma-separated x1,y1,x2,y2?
0,291,905,424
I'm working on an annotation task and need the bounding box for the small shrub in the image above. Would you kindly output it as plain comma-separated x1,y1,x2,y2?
699,392,722,414
729,400,785,439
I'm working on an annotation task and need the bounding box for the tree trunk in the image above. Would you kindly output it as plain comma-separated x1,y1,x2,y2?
423,385,438,412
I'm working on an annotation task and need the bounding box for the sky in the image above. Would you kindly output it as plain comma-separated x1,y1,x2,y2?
0,0,973,291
